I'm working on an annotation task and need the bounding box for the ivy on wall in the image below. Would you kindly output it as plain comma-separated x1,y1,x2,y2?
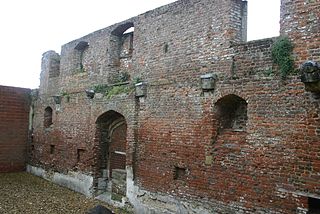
271,36,295,79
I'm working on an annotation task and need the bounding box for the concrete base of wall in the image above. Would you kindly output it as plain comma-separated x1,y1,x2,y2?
126,166,228,214
26,165,93,197
26,165,251,213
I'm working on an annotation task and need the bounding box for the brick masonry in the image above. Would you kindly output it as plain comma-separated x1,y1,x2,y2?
0,86,30,172
28,0,320,213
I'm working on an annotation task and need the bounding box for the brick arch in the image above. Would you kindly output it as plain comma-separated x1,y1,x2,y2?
111,22,134,36
95,110,126,125
94,110,128,197
214,90,249,104
95,110,127,174
108,22,134,70
93,108,129,124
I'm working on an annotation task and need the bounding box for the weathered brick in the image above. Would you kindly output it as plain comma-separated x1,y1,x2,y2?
28,0,320,213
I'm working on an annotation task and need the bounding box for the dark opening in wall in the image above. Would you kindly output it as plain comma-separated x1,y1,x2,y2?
77,149,85,162
44,107,53,128
120,27,134,58
74,41,89,72
308,197,320,214
65,95,70,103
164,43,169,53
215,94,248,131
109,22,134,66
174,167,187,180
30,132,34,143
50,145,55,154
95,110,127,196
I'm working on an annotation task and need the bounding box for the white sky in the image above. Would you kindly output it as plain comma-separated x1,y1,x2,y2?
0,0,280,89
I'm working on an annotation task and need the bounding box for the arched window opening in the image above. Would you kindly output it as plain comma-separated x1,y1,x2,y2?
120,27,134,58
215,95,248,132
123,26,134,34
44,107,53,128
74,41,89,73
109,22,134,67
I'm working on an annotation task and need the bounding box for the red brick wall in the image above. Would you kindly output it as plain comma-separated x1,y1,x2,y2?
0,85,30,172
280,0,320,65
29,0,320,212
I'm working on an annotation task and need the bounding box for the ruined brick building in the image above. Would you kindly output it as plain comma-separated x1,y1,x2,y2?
27,0,320,213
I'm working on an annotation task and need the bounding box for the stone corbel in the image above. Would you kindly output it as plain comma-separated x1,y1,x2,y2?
300,61,320,93
85,89,95,99
135,82,147,97
200,73,217,91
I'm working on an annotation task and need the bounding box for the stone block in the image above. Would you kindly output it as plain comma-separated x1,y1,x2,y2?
200,73,217,90
135,82,147,97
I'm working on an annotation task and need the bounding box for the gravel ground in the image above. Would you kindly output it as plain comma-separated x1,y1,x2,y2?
0,172,131,214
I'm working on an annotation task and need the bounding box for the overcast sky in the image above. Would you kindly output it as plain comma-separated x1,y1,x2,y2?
0,0,280,89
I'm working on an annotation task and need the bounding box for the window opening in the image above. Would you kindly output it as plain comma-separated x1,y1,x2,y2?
121,26,134,58
44,107,53,128
164,43,169,53
109,23,134,66
123,26,134,34
50,145,55,154
74,41,89,72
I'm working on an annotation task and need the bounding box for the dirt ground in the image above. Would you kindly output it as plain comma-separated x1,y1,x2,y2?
0,172,131,214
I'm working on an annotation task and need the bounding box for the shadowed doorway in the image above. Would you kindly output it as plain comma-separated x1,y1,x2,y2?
95,110,127,199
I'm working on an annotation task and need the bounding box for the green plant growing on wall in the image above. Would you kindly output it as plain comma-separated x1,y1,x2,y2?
92,83,133,99
60,91,70,102
271,36,294,79
119,71,130,82
61,91,69,96
133,76,142,84
93,84,109,94
106,85,132,99
111,193,123,202
112,71,130,84
264,68,274,77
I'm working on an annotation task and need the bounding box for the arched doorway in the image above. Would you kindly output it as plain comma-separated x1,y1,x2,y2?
95,110,127,199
